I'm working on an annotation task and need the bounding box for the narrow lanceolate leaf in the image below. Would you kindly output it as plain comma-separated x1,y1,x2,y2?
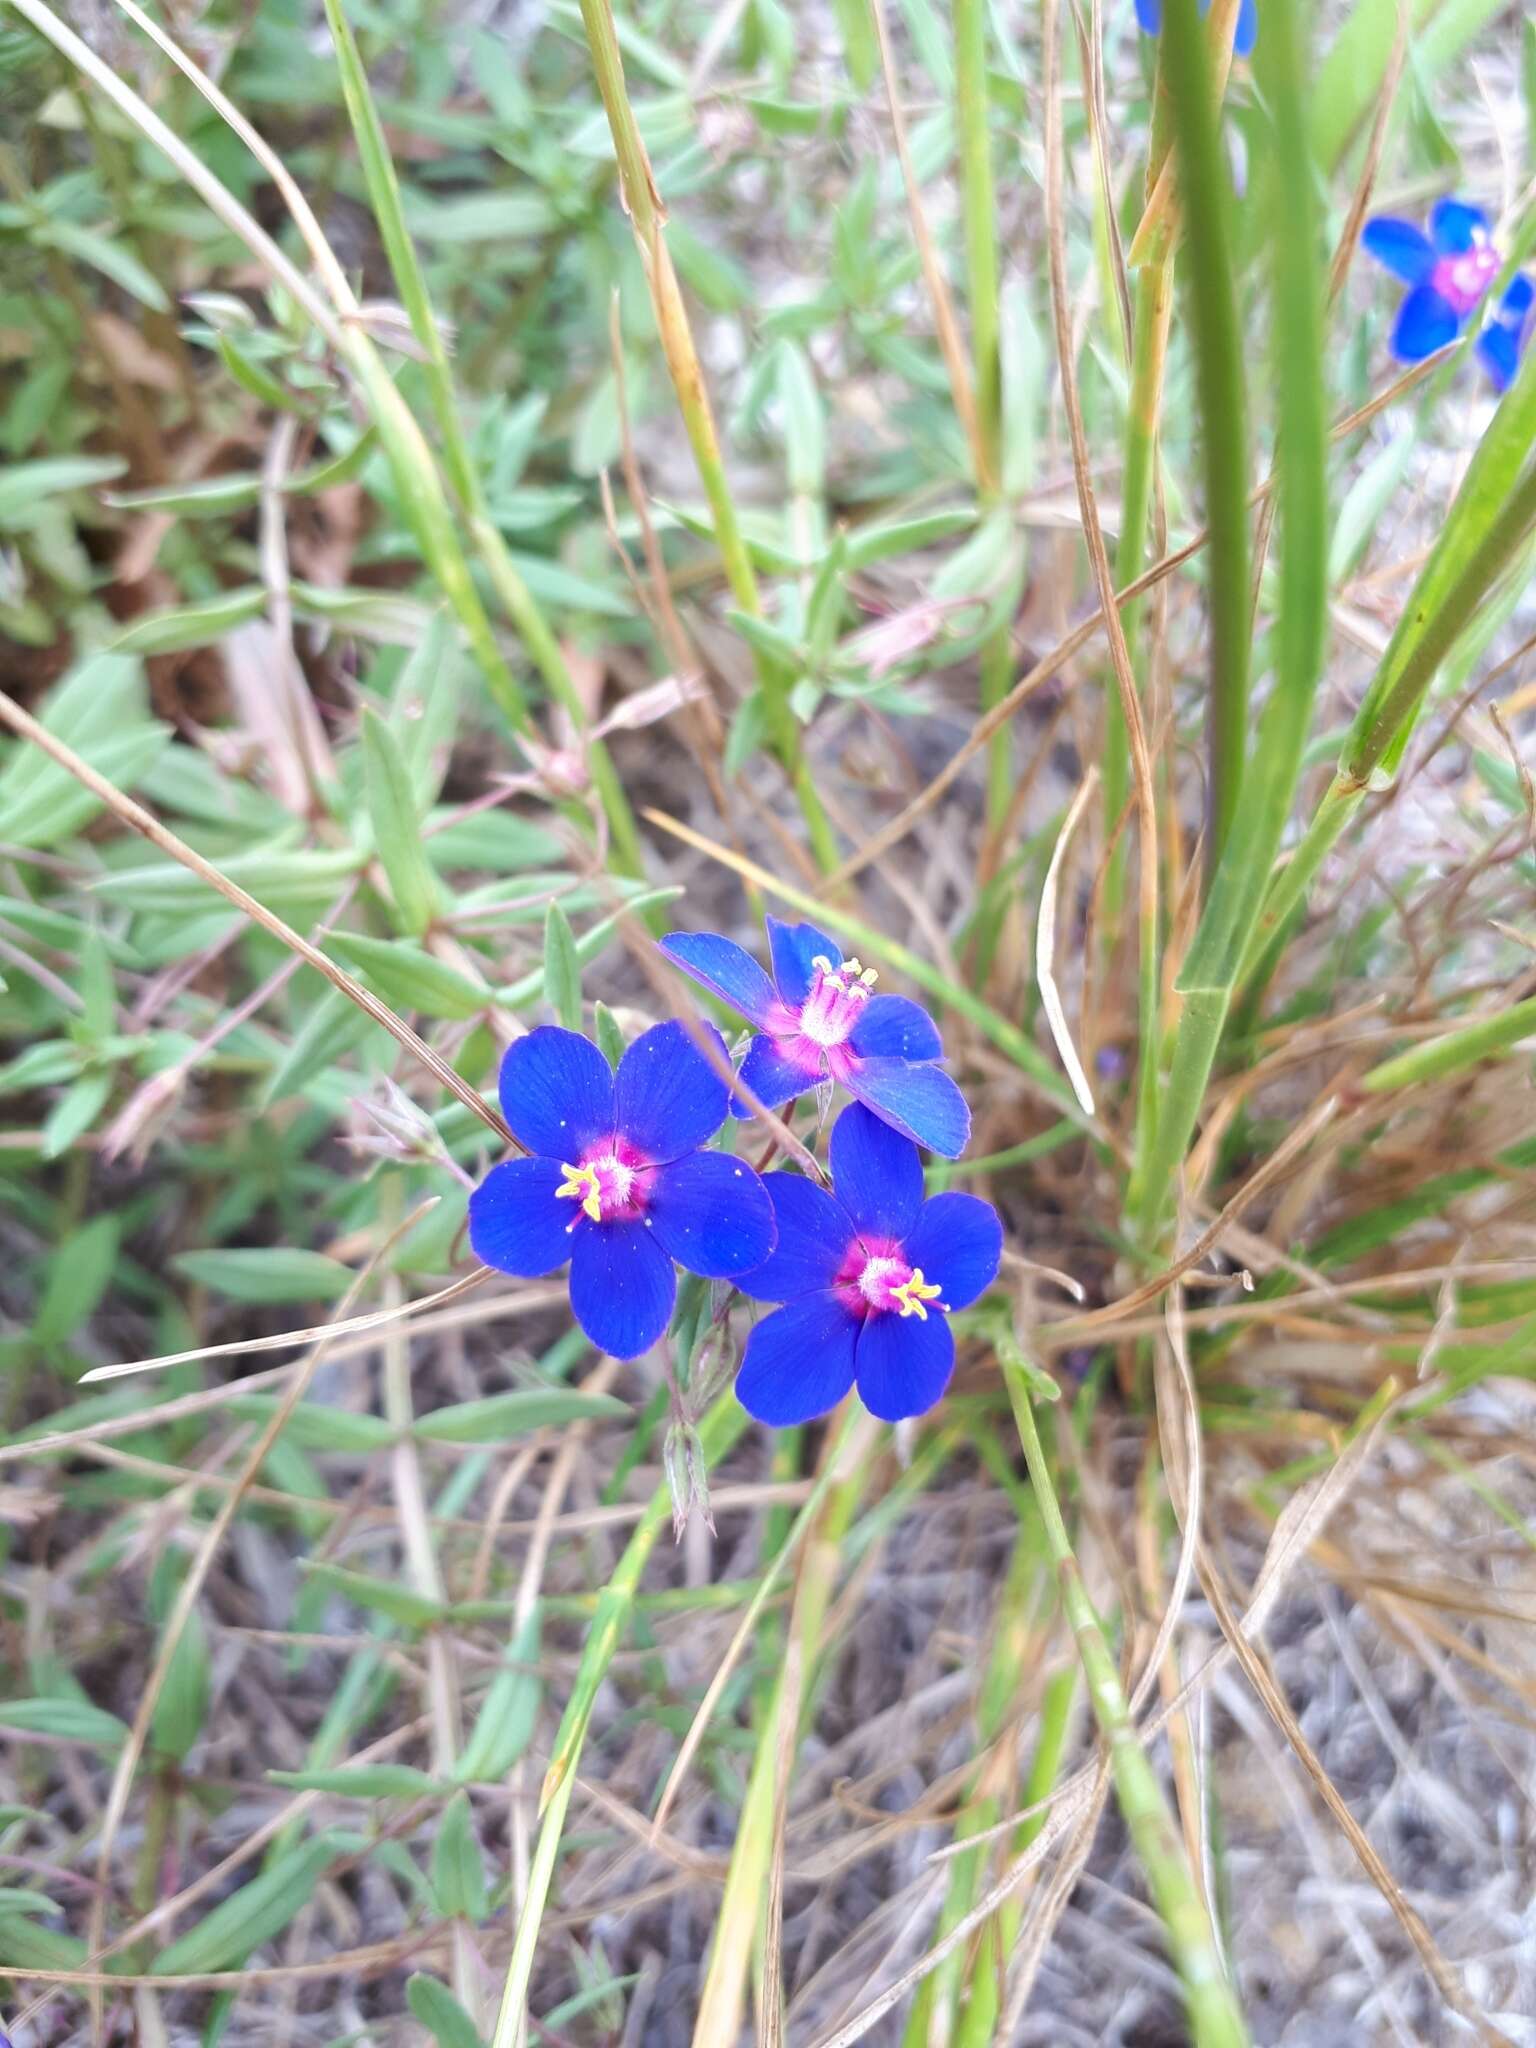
268,1764,440,1798
302,1562,446,1630
408,1973,487,2048
542,901,583,1030
414,1388,627,1444
431,1789,489,1920
456,1612,542,1783
1362,995,1536,1095
361,706,442,936
0,1698,128,1750
110,587,266,655
152,1833,360,1975
150,1607,210,1765
171,1247,354,1305
327,932,491,1022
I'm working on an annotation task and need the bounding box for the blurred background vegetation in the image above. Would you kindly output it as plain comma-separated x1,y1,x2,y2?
2,0,1536,2040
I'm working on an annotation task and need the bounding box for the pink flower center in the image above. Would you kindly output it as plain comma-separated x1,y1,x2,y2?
837,1242,948,1320
556,1140,651,1224
798,956,877,1049
1433,244,1499,318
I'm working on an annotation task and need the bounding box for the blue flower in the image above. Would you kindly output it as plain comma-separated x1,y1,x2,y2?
468,1023,777,1360
1362,200,1505,374
1475,273,1534,394
658,918,970,1159
733,1104,1002,1426
1135,0,1257,60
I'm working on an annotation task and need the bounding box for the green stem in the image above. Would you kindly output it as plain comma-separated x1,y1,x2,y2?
1002,1367,1251,2048
1108,260,1173,921
953,0,1011,834
1159,0,1250,886
575,0,837,872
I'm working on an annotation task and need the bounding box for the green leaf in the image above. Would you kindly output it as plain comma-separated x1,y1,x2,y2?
326,932,489,1021
0,1697,128,1748
542,901,582,1030
303,1562,445,1629
171,1247,354,1305
40,1068,111,1159
0,454,127,527
413,1389,626,1445
0,651,167,849
360,707,441,936
592,1001,626,1069
42,218,170,310
110,587,266,656
261,984,375,1107
431,1790,488,1921
455,1612,541,1782
777,342,824,496
407,1975,486,2048
151,1607,209,1765
33,1212,118,1345
153,1833,359,1975
227,1395,395,1454
93,847,362,914
268,1765,440,1798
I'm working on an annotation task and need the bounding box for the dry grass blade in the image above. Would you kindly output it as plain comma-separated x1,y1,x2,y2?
1036,765,1100,1116
1201,1562,1518,2048
71,1270,494,1385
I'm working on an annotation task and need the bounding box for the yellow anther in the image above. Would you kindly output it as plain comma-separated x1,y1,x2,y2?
556,1161,602,1223
843,957,863,977
892,1268,944,1320
858,965,878,987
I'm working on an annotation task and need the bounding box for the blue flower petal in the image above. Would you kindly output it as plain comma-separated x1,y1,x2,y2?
847,993,943,1062
467,1157,575,1276
1135,0,1161,28
843,1057,971,1160
1476,321,1519,393
647,1150,777,1278
736,1291,859,1425
829,1102,925,1240
1361,217,1435,286
659,931,778,1028
903,1192,1003,1311
498,1027,615,1160
854,1311,955,1422
568,1218,675,1359
1233,0,1257,56
1429,198,1488,256
732,1032,821,1117
614,1020,729,1161
766,916,842,1005
1501,274,1535,322
1390,283,1459,364
734,1172,850,1301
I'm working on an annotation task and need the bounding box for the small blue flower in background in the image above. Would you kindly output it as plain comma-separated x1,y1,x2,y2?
1135,0,1257,60
468,1023,776,1359
1361,200,1528,387
659,918,970,1159
733,1104,1002,1426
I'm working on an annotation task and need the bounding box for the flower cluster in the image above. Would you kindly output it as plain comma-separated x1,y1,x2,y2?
468,919,1002,1427
1363,201,1534,393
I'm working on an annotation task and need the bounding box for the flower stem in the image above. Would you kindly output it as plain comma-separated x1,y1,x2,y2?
953,0,1012,831
1002,1361,1251,2048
